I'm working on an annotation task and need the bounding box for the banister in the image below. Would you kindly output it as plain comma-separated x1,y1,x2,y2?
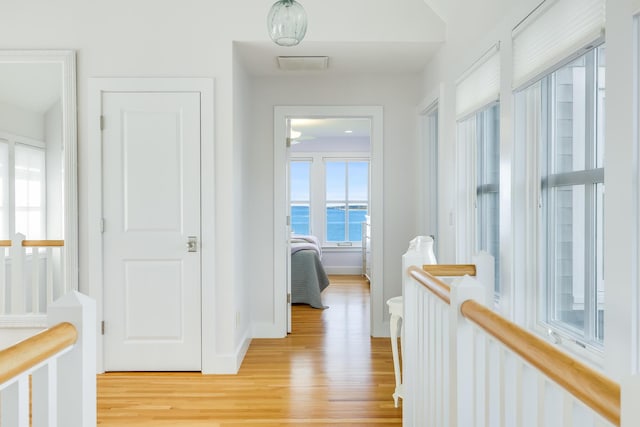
460,299,620,426
408,265,451,305
22,240,65,247
423,264,477,277
0,322,77,385
0,240,10,247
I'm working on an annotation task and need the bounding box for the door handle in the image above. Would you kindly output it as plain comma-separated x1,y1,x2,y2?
187,236,198,252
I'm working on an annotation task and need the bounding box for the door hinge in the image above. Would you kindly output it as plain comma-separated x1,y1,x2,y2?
101,321,105,335
287,293,291,303
100,115,105,131
100,218,105,233
286,137,291,148
286,215,290,226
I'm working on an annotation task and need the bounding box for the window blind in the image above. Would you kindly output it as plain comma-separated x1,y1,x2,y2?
512,0,605,90
456,44,501,119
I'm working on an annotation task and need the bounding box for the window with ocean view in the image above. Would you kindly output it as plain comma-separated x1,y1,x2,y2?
290,160,311,235
325,160,369,243
289,154,369,247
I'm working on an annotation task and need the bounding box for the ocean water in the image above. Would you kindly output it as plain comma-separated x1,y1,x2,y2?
291,205,367,242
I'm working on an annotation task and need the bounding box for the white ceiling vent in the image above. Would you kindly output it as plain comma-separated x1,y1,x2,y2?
277,56,329,71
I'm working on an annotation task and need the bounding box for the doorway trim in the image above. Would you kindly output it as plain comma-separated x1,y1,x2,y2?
274,106,385,337
87,78,215,373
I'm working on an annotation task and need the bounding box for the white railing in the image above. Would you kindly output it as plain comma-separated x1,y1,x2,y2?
402,253,633,427
0,233,65,317
0,291,96,427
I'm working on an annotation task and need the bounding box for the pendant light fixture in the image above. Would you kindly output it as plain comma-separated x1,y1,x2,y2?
267,0,308,47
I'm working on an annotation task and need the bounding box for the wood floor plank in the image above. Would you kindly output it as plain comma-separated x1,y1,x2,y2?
97,275,401,426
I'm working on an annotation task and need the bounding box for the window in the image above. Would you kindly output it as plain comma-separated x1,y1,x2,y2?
0,137,46,240
518,44,605,347
475,104,500,294
325,160,369,244
289,160,311,235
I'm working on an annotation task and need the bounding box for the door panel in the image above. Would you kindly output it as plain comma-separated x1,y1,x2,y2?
102,91,201,371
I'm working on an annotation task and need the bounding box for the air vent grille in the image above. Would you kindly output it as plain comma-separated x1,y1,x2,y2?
277,56,329,71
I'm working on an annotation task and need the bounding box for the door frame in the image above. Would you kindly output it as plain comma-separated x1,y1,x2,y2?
274,106,385,337
87,78,215,373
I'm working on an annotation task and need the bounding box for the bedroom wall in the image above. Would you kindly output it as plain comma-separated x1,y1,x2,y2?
247,73,422,336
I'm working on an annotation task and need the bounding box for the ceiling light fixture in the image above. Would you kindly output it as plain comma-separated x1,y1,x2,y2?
267,0,308,47
344,130,353,134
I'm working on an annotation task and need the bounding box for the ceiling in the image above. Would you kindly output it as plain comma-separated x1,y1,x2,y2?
235,41,442,76
289,118,371,152
0,63,61,113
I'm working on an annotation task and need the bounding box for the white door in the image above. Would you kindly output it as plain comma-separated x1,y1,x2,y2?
102,91,201,371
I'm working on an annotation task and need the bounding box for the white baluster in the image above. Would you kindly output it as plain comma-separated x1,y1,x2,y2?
0,245,6,314
32,246,41,313
11,232,26,314
32,359,58,427
0,375,30,427
46,246,54,307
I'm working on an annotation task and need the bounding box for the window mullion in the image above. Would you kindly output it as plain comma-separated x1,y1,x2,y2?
583,49,597,343
8,138,15,238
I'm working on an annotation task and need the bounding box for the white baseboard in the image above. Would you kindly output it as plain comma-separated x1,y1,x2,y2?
324,266,363,275
202,327,252,374
252,322,285,339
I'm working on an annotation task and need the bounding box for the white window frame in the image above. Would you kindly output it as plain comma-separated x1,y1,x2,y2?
475,103,501,296
323,157,369,247
516,43,605,362
0,132,47,240
289,152,370,249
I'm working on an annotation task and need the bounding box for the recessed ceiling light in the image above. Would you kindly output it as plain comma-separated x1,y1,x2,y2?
344,130,353,134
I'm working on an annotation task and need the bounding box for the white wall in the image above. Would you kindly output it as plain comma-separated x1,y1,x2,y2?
232,46,252,365
247,73,422,334
419,0,638,381
0,100,43,141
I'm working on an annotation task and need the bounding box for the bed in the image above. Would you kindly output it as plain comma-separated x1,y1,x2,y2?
290,235,330,309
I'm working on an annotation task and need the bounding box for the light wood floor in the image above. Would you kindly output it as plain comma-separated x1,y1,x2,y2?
97,275,402,426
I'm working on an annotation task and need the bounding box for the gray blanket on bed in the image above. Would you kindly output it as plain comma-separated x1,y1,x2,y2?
291,249,330,309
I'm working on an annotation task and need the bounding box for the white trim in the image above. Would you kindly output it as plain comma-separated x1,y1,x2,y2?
274,106,385,337
87,78,215,373
323,266,362,275
0,314,47,328
417,84,443,253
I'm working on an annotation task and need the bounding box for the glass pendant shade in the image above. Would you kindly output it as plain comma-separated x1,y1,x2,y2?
267,0,308,47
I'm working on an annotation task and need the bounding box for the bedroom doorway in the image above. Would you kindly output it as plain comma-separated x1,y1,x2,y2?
274,106,384,337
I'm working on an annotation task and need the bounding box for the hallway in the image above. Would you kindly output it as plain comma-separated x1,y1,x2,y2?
97,275,402,426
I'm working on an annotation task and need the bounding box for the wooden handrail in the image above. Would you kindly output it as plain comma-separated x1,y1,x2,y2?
22,240,64,247
0,322,77,385
0,240,10,247
423,264,476,277
408,265,451,305
460,299,620,426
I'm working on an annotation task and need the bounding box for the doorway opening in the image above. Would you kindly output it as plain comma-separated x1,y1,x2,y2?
288,118,371,330
274,106,384,337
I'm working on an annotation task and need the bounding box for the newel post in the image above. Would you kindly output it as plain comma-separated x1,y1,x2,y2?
449,275,486,427
47,291,96,427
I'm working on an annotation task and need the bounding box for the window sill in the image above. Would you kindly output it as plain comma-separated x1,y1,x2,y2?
533,322,604,370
